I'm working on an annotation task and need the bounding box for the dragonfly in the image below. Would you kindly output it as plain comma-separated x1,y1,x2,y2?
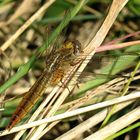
6,39,140,130
6,40,82,130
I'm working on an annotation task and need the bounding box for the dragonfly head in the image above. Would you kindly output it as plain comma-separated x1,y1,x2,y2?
62,40,82,56
72,40,82,56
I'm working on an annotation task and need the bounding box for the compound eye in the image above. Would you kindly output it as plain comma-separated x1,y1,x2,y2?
73,40,82,55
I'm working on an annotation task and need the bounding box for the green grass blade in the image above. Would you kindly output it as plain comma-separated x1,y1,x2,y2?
0,0,88,94
106,121,140,140
77,45,140,96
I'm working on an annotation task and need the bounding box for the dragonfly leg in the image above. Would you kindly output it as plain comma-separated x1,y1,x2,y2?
70,59,83,66
59,79,71,93
50,69,64,86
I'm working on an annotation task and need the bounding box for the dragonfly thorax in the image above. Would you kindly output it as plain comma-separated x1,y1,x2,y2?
60,40,82,57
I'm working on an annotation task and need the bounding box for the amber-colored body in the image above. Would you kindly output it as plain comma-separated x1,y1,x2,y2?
6,40,81,130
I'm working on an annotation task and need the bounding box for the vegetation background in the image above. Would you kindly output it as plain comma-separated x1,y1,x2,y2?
0,0,140,139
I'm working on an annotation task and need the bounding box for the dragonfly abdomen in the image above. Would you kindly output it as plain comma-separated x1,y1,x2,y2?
7,71,51,130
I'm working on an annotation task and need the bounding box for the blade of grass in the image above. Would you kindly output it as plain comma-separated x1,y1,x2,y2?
55,100,135,140
7,0,88,139
76,45,140,97
0,0,55,51
0,0,88,94
0,91,140,136
29,0,130,139
101,60,140,127
106,121,140,140
84,106,140,140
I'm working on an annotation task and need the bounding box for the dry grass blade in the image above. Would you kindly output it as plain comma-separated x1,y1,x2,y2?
0,0,134,139
0,2,14,15
0,0,55,51
36,72,140,139
21,0,129,139
13,1,87,139
6,0,38,25
0,0,39,27
97,40,140,52
0,91,139,136
55,100,135,140
84,106,140,140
